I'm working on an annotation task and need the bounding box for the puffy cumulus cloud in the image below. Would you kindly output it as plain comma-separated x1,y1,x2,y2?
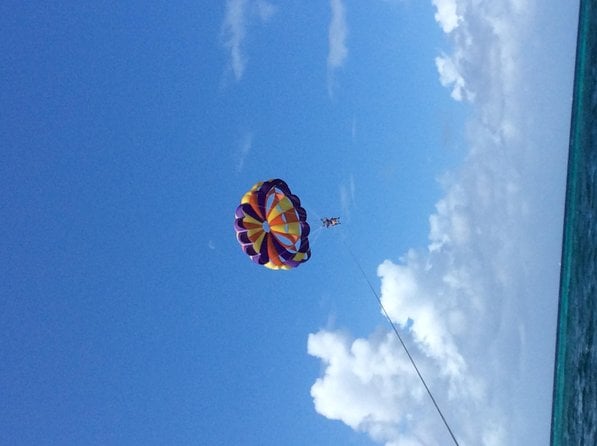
308,326,505,445
378,258,467,385
308,330,460,446
433,0,529,105
435,54,471,101
221,0,277,81
309,0,577,444
432,0,461,33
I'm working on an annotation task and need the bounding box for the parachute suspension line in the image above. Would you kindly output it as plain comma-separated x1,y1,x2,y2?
343,241,460,446
307,225,325,250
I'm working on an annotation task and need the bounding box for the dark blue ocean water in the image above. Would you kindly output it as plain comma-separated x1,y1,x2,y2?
550,1,597,445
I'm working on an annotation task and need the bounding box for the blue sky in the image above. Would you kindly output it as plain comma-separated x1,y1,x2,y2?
1,1,579,445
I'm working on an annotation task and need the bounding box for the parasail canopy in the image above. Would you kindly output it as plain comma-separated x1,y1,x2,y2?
234,179,311,270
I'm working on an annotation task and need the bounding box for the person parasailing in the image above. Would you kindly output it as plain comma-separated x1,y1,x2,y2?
321,217,341,228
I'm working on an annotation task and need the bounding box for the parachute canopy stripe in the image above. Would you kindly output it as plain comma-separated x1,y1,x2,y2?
234,179,311,270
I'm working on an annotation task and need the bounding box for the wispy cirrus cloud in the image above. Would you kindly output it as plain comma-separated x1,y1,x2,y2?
234,132,253,173
339,174,356,219
255,0,276,21
327,0,348,95
221,0,277,82
221,0,248,81
309,1,576,444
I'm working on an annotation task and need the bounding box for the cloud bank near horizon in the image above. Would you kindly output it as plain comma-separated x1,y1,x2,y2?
308,0,575,444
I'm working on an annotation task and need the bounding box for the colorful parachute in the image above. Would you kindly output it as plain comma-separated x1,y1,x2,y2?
234,179,311,270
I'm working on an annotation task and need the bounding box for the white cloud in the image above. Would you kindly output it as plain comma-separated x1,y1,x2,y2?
222,0,248,81
328,0,348,69
235,132,253,172
255,0,276,21
432,0,461,33
308,330,439,445
378,258,467,384
435,54,471,101
432,1,528,106
309,0,577,444
221,0,276,81
327,0,349,94
340,174,356,219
